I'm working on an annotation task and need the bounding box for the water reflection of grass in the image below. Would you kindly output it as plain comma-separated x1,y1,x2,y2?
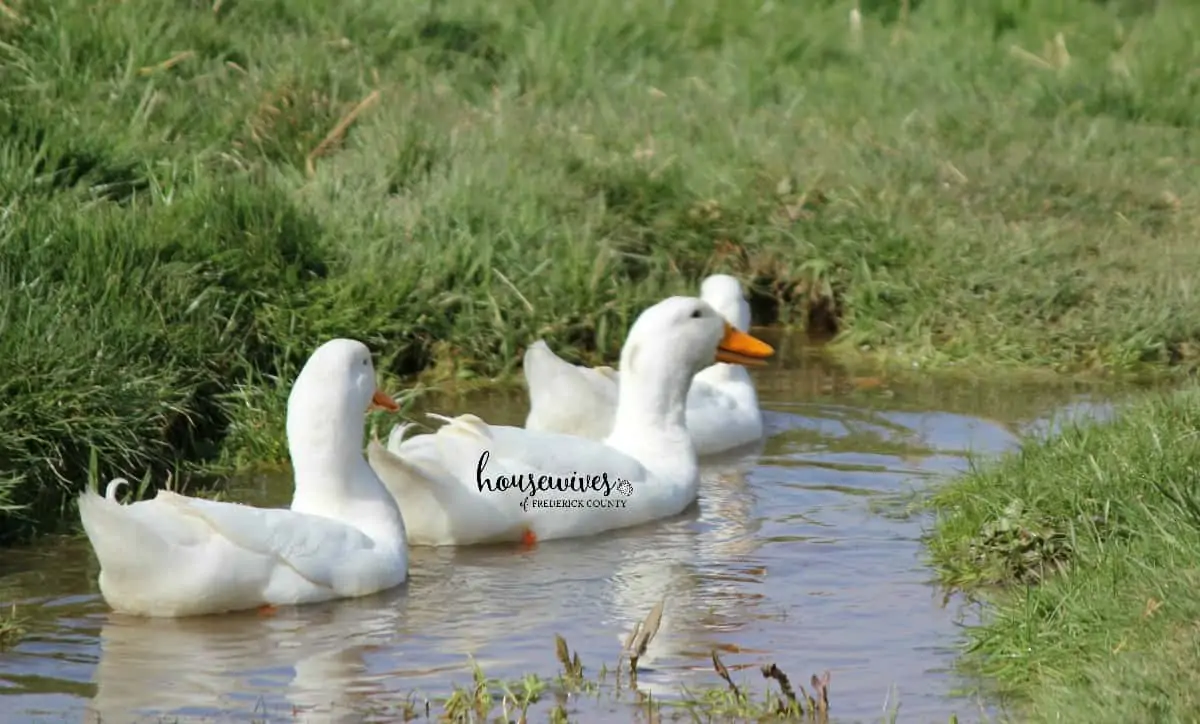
926,386,1200,722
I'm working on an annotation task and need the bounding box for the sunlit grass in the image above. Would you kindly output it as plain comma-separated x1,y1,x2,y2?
926,385,1200,721
2,0,1200,544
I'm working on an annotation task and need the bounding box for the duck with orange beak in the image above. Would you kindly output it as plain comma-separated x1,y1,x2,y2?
78,339,410,617
522,274,771,456
367,296,775,547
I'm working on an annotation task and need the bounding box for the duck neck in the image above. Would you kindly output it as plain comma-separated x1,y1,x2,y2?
287,410,406,543
606,350,695,464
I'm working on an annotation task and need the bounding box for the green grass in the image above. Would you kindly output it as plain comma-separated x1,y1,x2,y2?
2,0,1200,542
925,386,1200,722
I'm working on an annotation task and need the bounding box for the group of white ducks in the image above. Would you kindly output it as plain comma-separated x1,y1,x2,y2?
78,275,775,617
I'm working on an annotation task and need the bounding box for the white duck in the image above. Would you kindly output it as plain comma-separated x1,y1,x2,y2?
366,296,775,547
522,274,766,456
77,339,410,618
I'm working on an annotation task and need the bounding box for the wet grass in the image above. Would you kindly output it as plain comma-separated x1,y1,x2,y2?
2,0,1200,543
925,385,1200,722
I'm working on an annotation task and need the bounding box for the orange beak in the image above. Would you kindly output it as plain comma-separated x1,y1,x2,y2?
370,388,400,412
714,323,775,367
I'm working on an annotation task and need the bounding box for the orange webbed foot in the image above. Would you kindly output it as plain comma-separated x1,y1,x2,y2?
520,528,538,548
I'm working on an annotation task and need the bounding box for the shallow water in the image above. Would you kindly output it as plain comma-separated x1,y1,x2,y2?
0,337,1126,723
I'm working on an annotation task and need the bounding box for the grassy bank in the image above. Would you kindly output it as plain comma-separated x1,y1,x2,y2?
926,386,1200,722
2,0,1200,542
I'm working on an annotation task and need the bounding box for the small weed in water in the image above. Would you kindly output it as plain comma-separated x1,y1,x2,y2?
0,605,26,650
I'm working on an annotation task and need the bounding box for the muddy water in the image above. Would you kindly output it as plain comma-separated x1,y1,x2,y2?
0,336,1124,723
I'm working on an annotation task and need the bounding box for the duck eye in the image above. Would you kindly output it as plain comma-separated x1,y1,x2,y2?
361,358,369,367
690,309,703,319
